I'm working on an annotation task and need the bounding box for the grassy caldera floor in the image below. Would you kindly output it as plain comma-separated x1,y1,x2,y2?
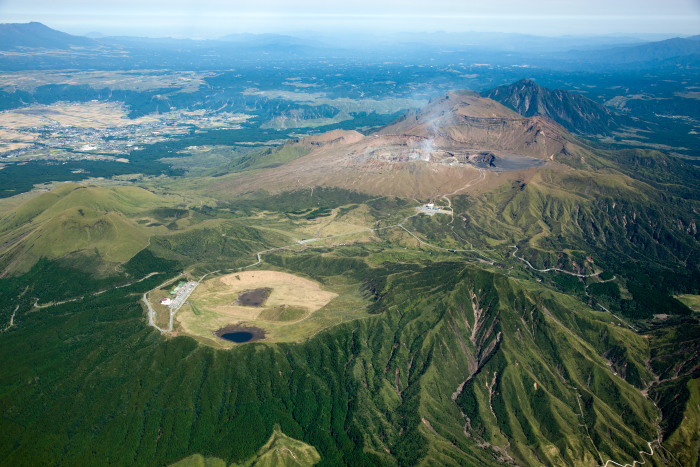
176,269,369,347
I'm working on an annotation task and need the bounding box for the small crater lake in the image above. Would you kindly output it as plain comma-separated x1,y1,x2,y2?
219,331,254,343
214,325,266,344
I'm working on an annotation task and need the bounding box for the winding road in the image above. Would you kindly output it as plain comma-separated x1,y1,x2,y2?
510,245,602,278
34,271,163,309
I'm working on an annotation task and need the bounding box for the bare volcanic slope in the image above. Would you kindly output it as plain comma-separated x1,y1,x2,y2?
214,91,590,199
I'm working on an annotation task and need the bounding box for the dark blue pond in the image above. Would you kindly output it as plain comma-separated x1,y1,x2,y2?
220,331,254,343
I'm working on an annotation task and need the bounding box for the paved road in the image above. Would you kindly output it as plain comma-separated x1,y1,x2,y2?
35,272,162,309
510,245,601,278
143,274,185,333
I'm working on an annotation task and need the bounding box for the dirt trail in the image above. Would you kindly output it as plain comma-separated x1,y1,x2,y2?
446,168,486,197
1,304,19,332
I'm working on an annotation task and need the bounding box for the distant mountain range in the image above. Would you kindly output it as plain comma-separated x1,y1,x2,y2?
542,34,700,71
1,22,699,69
582,35,700,64
0,22,98,50
218,33,321,49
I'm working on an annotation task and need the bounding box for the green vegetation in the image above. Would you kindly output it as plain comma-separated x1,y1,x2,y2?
0,249,671,466
0,119,698,466
170,426,320,467
231,187,375,213
677,294,700,312
235,425,321,467
0,159,182,199
0,183,190,274
421,167,700,321
257,306,308,322
302,207,333,220
664,378,700,467
228,143,312,172
171,454,228,467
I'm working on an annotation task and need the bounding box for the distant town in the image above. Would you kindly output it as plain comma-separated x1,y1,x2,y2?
0,101,252,164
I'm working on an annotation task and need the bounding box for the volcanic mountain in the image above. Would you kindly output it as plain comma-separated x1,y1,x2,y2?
0,183,181,276
0,22,98,50
215,91,591,199
486,79,624,136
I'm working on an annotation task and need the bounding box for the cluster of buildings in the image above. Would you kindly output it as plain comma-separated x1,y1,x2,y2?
160,281,198,309
417,202,452,216
0,123,164,162
0,108,252,163
161,281,187,305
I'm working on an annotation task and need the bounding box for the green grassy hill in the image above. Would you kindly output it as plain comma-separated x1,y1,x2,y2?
0,183,201,275
0,187,154,274
170,426,320,467
0,183,166,230
11,207,148,263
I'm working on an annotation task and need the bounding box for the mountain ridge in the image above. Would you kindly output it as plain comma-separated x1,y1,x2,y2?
0,22,98,50
485,78,624,136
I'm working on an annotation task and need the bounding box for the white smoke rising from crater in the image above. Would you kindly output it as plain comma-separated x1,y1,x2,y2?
418,138,434,161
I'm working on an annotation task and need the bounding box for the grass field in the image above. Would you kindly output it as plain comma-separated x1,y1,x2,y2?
665,378,700,466
177,270,362,347
0,183,193,274
0,70,214,92
677,294,700,312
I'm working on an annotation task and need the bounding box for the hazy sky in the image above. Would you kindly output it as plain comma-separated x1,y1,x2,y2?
2,0,700,38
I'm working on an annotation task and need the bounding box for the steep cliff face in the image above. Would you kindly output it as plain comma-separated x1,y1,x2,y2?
382,91,579,160
486,79,624,136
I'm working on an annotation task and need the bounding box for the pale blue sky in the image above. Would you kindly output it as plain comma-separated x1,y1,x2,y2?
2,0,699,38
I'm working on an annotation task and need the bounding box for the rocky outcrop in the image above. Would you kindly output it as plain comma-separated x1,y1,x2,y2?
486,79,624,136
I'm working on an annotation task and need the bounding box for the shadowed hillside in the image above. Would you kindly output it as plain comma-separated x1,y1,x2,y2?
486,79,624,136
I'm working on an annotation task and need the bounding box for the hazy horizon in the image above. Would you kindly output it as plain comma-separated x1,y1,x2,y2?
2,0,699,39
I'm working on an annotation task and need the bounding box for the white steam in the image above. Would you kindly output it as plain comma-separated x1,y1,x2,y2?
419,138,434,161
